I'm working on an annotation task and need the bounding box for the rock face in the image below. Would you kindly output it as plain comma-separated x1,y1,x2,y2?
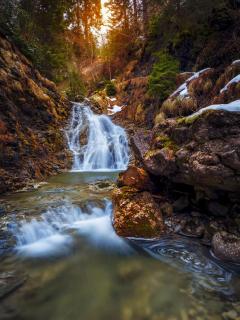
0,33,71,193
133,110,240,193
116,76,156,126
157,62,240,120
113,62,240,256
112,187,164,238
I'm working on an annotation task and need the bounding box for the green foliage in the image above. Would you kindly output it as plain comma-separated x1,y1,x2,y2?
148,51,179,101
105,81,117,96
155,134,179,152
177,114,200,125
0,0,101,84
146,0,239,70
66,72,87,101
0,0,72,81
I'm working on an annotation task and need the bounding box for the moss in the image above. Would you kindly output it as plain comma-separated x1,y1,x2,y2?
155,135,179,152
66,71,86,101
144,149,161,160
148,51,179,101
177,114,200,125
177,109,217,125
105,81,117,96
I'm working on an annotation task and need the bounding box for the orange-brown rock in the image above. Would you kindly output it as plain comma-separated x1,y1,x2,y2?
112,187,164,238
118,166,154,191
0,33,71,193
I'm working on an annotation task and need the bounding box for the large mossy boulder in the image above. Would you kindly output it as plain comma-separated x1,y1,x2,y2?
89,92,109,114
112,187,164,238
132,110,240,193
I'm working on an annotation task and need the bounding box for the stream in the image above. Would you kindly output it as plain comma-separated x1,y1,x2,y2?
0,103,240,320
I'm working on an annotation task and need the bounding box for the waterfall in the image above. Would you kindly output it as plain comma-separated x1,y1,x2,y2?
66,102,129,171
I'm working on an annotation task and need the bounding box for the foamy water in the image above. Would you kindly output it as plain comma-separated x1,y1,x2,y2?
13,201,130,257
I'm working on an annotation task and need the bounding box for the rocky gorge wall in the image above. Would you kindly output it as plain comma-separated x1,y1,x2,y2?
112,60,240,263
0,33,71,193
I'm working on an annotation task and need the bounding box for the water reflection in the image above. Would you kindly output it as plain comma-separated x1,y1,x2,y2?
0,172,240,320
132,237,239,299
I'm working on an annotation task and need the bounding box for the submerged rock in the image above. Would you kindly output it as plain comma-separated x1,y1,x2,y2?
112,187,164,238
0,271,27,300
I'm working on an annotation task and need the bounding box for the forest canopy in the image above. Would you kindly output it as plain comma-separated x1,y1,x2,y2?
1,0,239,97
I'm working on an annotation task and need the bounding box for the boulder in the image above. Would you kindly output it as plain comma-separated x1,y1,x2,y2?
89,93,109,114
118,166,154,191
132,111,240,193
208,201,229,216
112,187,164,238
212,232,240,263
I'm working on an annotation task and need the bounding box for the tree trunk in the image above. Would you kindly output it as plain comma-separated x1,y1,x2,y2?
133,0,138,26
142,0,148,35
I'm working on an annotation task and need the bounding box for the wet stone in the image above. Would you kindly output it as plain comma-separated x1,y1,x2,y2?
0,272,27,300
222,310,238,320
0,206,5,216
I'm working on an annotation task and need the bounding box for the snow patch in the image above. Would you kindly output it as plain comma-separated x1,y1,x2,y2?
108,105,123,115
107,96,117,102
171,68,211,98
220,74,240,93
232,60,240,65
187,100,240,119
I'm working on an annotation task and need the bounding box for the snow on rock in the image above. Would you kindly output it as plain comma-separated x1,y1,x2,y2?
171,68,211,98
107,96,117,102
187,100,240,119
220,74,240,93
232,60,240,65
108,105,123,115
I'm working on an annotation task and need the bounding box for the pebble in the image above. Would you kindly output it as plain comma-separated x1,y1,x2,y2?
222,310,238,320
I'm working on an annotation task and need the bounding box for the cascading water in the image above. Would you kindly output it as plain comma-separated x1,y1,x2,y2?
66,102,129,171
13,201,131,257
10,102,131,258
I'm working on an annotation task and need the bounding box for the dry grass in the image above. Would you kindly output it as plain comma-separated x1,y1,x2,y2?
203,79,213,94
161,96,197,118
154,112,166,126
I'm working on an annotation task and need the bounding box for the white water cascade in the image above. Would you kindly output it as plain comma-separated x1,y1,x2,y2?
14,201,131,257
66,102,129,171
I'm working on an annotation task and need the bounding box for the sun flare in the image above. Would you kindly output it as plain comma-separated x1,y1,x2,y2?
99,0,111,38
